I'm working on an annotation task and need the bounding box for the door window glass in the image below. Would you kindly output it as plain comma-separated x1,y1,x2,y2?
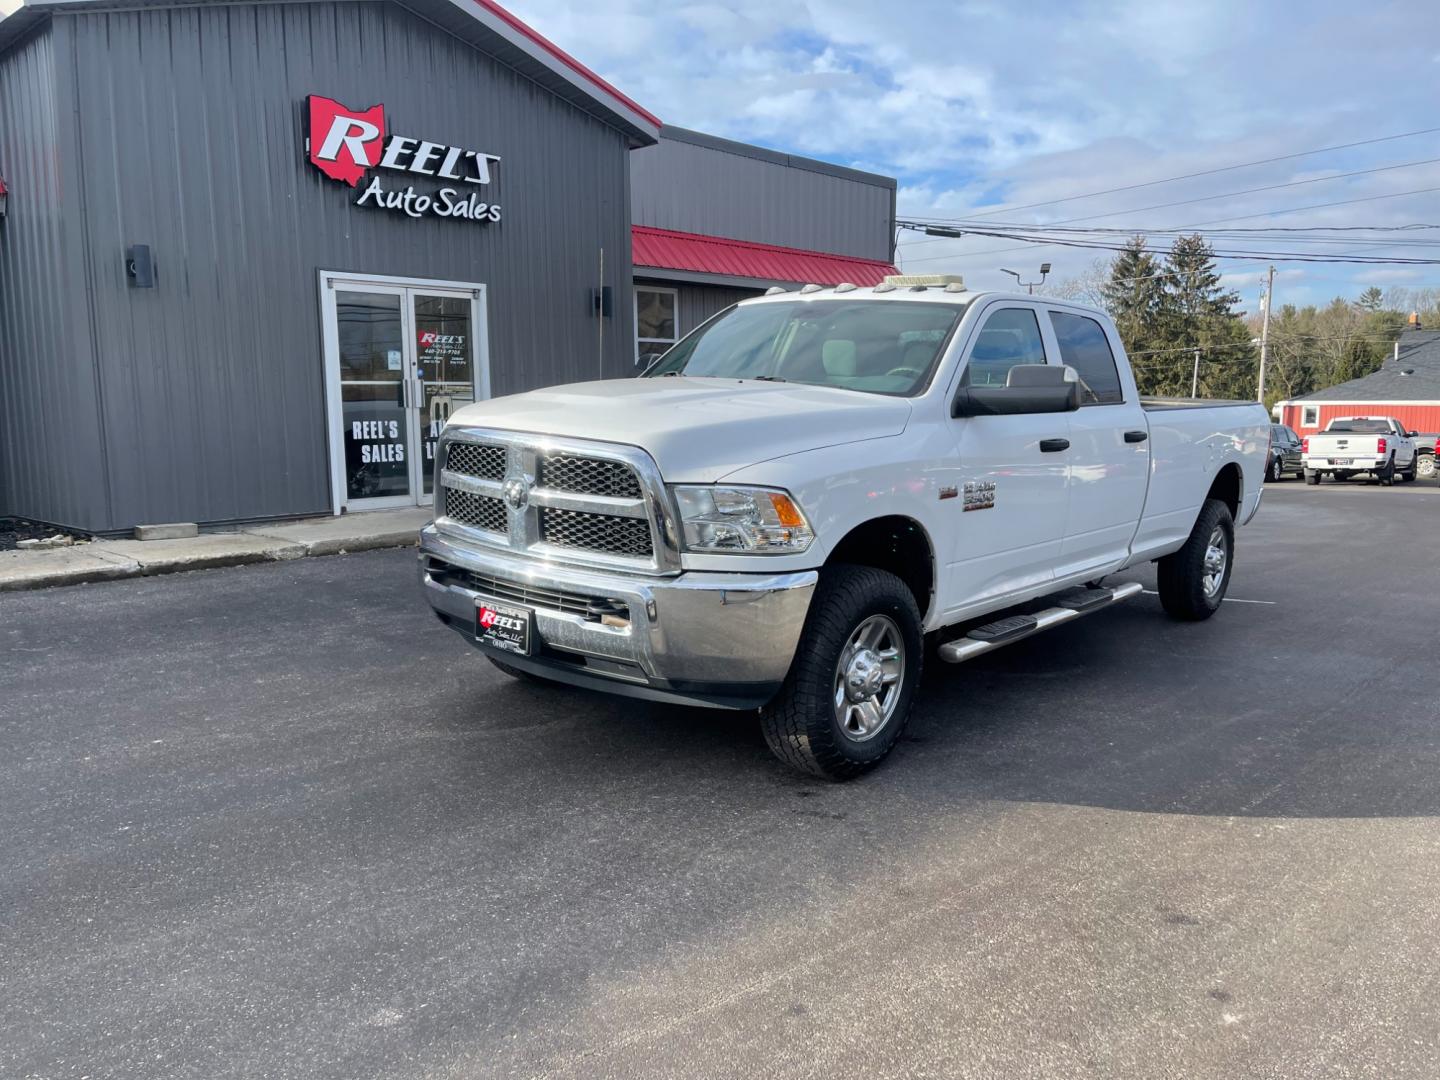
963,308,1046,387
337,291,410,501
415,294,474,495
1050,311,1124,404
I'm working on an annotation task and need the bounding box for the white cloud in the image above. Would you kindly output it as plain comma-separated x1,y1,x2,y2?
506,0,1440,303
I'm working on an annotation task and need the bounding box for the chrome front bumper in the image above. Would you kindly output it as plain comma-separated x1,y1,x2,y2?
419,526,817,709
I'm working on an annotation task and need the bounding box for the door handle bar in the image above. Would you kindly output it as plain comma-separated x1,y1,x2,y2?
1039,438,1070,453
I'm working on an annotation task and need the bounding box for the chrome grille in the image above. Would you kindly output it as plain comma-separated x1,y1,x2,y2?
541,508,653,557
429,561,626,620
444,487,507,535
539,454,642,499
445,442,505,481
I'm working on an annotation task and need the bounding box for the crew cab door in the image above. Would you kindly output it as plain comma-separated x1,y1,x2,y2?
1045,308,1151,578
940,302,1070,615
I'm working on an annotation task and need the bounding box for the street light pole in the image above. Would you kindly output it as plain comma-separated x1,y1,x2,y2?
1256,265,1274,403
1000,264,1051,294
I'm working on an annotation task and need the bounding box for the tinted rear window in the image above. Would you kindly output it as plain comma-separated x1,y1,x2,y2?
1326,420,1390,433
1050,311,1124,404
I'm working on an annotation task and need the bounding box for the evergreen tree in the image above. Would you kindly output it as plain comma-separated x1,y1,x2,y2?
1099,236,1164,360
1357,286,1383,312
1148,235,1250,396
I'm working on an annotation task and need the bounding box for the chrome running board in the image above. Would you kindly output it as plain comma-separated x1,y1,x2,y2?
937,581,1145,664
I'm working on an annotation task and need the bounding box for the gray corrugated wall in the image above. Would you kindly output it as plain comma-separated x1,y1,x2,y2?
668,282,761,338
631,137,893,262
57,0,635,531
0,21,110,529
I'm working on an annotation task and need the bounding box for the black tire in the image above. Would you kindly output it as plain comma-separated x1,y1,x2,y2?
487,655,544,683
1378,456,1396,486
1402,457,1418,482
1304,469,1320,485
1156,498,1234,622
1267,456,1283,483
759,564,923,781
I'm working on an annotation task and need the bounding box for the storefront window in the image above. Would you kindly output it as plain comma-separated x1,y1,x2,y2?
415,294,474,495
636,286,679,364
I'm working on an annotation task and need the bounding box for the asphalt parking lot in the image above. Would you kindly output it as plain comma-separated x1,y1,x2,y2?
4,481,1439,1080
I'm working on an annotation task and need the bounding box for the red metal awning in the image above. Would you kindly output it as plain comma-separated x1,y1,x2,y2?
632,226,896,287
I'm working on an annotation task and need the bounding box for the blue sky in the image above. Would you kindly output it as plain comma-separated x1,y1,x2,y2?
506,0,1440,312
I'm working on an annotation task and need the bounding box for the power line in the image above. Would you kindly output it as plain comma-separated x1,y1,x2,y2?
959,126,1440,221
918,157,1440,230
897,186,1440,266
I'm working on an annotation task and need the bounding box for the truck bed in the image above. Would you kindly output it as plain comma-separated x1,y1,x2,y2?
1141,396,1260,411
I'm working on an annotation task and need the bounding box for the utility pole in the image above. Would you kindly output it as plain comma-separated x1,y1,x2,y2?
1256,264,1274,403
1192,349,1201,398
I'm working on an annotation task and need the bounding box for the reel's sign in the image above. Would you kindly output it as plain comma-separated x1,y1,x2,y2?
305,95,502,224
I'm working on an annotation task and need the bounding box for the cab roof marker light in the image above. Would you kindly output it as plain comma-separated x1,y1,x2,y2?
834,282,858,293
944,282,967,293
873,282,897,293
764,286,788,295
799,283,824,294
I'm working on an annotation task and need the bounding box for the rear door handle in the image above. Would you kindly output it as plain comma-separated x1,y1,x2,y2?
1124,430,1148,443
1039,438,1070,453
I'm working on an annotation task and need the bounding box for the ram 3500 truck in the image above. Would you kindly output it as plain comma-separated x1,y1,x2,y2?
419,277,1269,779
1302,416,1418,485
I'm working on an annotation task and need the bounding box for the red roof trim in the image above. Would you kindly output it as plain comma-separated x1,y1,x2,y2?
632,226,897,287
471,0,662,130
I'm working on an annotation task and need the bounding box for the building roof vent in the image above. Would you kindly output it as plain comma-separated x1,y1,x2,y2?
1400,368,1416,376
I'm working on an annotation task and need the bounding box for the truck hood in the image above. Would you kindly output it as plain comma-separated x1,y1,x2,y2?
445,377,912,482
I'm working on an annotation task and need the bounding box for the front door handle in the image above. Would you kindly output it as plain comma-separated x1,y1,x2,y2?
1039,438,1070,453
1124,430,1149,443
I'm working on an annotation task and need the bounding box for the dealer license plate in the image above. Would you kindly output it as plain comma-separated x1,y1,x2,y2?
475,598,533,656
1331,458,1352,466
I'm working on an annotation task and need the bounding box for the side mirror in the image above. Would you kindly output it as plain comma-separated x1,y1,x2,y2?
952,364,1083,417
635,351,666,375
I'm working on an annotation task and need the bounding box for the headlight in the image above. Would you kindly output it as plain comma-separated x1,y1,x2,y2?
672,486,815,554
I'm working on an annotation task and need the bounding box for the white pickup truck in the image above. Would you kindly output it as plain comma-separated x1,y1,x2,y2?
1302,416,1419,485
419,277,1269,779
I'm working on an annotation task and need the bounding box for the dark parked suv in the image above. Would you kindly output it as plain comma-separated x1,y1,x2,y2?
1267,424,1304,481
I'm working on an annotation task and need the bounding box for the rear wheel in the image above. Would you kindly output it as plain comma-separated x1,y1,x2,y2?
1378,456,1396,486
1156,498,1234,621
759,565,923,780
1402,456,1418,482
1267,456,1283,483
1418,453,1437,480
1304,469,1320,485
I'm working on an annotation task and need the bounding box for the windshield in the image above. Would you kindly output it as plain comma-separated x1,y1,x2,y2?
1327,419,1390,433
644,300,965,397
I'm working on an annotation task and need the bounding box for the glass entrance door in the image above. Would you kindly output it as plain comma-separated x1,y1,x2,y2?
322,276,488,513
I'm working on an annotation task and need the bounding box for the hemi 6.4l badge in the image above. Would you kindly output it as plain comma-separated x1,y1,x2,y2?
962,480,997,512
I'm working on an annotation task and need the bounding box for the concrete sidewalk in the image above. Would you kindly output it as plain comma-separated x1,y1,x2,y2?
0,507,432,593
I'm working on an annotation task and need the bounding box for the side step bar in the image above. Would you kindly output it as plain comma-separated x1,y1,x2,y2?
937,581,1145,664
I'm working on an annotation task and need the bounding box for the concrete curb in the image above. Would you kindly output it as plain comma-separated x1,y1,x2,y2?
0,509,431,593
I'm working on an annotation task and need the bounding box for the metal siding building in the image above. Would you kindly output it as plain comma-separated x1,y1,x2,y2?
0,0,896,533
630,126,897,360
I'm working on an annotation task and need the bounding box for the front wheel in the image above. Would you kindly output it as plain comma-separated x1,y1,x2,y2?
1156,498,1234,621
759,565,923,780
1418,454,1436,480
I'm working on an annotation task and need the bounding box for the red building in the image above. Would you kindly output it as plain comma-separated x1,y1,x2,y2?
1276,327,1440,439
